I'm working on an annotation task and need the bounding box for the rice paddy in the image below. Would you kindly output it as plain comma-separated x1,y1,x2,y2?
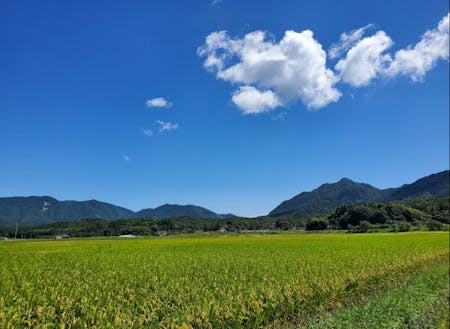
0,232,448,328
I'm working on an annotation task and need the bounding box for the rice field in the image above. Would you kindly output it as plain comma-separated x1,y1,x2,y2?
0,232,448,328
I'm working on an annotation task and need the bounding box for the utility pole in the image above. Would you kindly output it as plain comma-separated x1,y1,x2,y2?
14,222,18,239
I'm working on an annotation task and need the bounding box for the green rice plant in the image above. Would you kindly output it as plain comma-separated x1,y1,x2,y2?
0,232,448,328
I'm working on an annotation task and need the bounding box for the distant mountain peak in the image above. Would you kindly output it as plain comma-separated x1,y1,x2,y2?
135,204,227,220
337,177,354,183
269,170,449,217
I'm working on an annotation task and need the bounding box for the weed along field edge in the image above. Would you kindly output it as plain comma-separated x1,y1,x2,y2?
1,231,448,328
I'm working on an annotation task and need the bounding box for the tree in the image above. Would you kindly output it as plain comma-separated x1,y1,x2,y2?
275,219,292,230
426,220,444,231
356,220,371,233
305,217,329,231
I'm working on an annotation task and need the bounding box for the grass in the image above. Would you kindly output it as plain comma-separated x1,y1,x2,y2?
304,262,449,329
0,232,448,328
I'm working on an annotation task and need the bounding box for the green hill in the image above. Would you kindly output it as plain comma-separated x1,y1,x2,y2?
270,170,449,217
135,204,230,220
0,198,234,227
0,197,135,226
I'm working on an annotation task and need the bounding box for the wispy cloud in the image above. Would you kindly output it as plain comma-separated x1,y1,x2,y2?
271,111,287,121
211,0,223,6
123,155,131,162
328,24,373,59
143,128,153,137
156,120,179,132
146,97,172,108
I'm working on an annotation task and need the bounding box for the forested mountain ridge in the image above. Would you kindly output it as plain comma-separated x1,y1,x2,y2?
1,170,447,226
0,197,135,226
0,197,233,226
135,204,234,220
269,170,449,217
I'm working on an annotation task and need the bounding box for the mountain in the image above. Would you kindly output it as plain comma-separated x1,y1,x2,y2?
269,170,449,217
218,213,237,220
135,204,230,220
0,196,135,226
1,170,447,226
0,198,234,227
269,178,384,217
386,170,449,201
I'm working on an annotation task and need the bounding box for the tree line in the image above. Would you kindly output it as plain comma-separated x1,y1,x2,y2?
306,198,448,232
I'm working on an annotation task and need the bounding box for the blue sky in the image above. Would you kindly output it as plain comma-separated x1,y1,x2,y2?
0,0,448,217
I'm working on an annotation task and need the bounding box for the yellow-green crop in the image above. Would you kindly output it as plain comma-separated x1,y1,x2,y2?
0,232,448,328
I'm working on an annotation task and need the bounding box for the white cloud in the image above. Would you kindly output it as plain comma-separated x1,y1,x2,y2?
328,24,373,59
386,13,449,81
211,0,223,6
143,128,153,137
335,31,393,87
199,13,449,112
146,97,172,108
156,120,179,132
231,86,282,114
123,155,131,162
198,29,341,113
198,31,234,72
335,13,449,87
